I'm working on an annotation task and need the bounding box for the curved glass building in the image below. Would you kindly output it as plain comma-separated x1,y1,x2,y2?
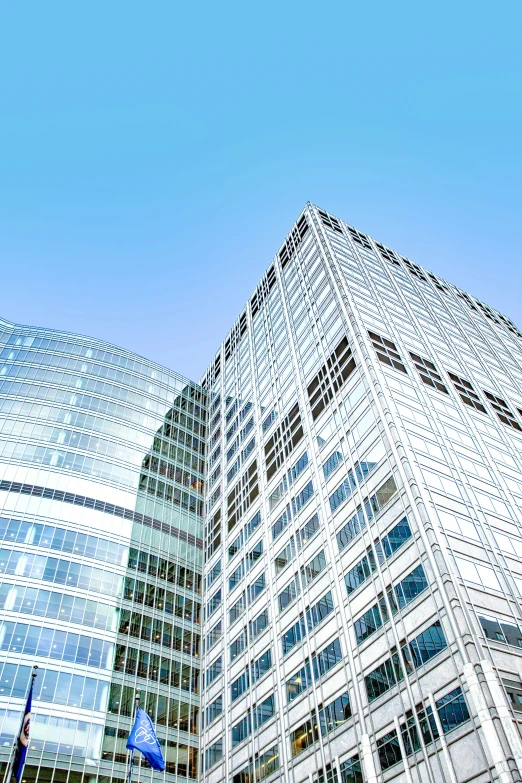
0,317,206,783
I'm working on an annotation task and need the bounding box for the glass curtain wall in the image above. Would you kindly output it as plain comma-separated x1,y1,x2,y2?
0,317,206,783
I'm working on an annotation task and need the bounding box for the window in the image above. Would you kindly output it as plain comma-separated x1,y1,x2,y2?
232,713,252,747
205,695,223,726
269,475,288,511
275,537,296,573
230,630,247,661
292,481,314,516
329,473,357,514
312,637,342,679
205,509,221,562
307,337,356,421
448,372,487,413
250,264,277,319
330,449,386,514
375,241,400,266
265,404,304,481
479,615,522,647
400,715,421,756
204,739,223,770
318,208,343,234
503,682,522,714
483,390,522,431
255,745,279,781
253,694,275,730
286,661,313,702
231,670,249,703
402,257,427,281
206,589,221,619
282,591,334,654
227,437,256,484
278,578,299,613
232,761,254,783
233,745,280,783
354,599,386,645
272,506,290,541
262,409,277,433
206,559,221,589
224,310,248,362
287,638,341,701
319,692,351,735
230,593,246,623
228,511,262,561
282,616,306,655
301,549,327,587
455,556,501,591
316,416,337,448
227,460,259,531
230,574,265,624
355,565,428,645
366,652,404,702
364,476,398,519
246,539,264,570
377,729,402,771
416,686,470,746
231,648,272,702
323,450,344,479
337,507,366,551
296,512,320,547
205,621,222,651
290,452,309,484
368,331,407,373
436,686,470,733
248,573,266,603
347,224,372,248
290,714,319,757
231,695,275,748
417,705,440,745
205,656,222,687
229,562,245,591
376,517,412,561
392,564,428,610
409,353,448,393
307,590,334,630
249,608,269,640
280,212,310,267
339,755,363,783
313,763,338,783
345,551,376,595
402,621,447,670
272,490,316,542
268,452,307,510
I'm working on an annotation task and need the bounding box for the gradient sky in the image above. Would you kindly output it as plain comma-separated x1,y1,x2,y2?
1,0,521,382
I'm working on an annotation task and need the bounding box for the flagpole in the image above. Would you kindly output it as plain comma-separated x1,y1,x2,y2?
3,666,38,783
126,691,140,783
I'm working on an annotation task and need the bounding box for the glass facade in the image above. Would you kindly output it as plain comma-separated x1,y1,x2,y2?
200,205,522,783
4,203,522,783
0,318,205,783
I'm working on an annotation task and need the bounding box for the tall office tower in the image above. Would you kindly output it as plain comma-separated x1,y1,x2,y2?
200,204,522,783
0,318,206,783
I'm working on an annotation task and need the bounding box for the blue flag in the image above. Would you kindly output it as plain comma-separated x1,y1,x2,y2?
13,678,34,782
126,707,165,771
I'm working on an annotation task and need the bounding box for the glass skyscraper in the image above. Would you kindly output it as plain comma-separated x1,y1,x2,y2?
2,202,522,783
200,204,522,783
0,318,205,783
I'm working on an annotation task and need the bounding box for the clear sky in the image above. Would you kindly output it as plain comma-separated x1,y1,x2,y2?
1,0,521,381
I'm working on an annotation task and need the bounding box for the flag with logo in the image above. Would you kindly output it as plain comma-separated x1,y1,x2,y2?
13,677,34,782
126,707,165,771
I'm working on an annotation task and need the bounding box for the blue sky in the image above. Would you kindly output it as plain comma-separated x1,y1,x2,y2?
1,0,521,381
